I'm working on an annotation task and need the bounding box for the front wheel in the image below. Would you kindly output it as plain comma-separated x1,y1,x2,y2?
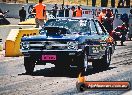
24,57,35,74
92,48,111,70
103,48,111,68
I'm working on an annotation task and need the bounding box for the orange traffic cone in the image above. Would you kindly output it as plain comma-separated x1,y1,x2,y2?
76,72,86,92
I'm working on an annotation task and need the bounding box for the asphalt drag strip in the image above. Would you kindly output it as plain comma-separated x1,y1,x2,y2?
0,41,132,95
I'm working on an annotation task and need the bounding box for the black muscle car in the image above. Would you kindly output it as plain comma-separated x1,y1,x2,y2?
20,18,115,74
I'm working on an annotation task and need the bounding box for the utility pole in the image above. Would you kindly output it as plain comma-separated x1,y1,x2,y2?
63,0,64,5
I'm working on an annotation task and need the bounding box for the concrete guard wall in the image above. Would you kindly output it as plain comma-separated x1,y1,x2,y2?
0,3,33,18
0,3,53,18
0,3,131,20
5,28,39,57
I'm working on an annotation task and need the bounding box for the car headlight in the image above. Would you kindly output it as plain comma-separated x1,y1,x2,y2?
67,41,78,50
21,41,30,50
92,47,99,53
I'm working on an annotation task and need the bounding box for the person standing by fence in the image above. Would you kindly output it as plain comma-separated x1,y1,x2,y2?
98,8,106,23
71,6,76,17
101,0,108,7
32,0,46,28
118,0,125,7
111,0,115,7
76,6,82,17
92,0,96,7
59,4,65,17
102,9,114,34
124,0,130,7
65,5,70,17
52,4,58,18
19,6,26,22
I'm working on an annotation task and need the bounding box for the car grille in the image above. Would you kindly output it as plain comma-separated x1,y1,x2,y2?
29,41,68,50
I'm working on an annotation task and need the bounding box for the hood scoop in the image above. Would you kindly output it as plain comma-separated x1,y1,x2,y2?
44,26,70,36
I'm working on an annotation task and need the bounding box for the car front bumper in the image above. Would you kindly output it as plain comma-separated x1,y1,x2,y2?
21,49,83,65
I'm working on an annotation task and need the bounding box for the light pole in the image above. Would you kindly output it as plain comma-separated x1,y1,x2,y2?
63,0,64,5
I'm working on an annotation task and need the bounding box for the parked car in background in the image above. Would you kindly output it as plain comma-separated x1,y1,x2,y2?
20,17,115,74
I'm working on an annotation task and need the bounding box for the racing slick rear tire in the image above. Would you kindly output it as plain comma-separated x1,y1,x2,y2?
24,57,35,74
92,48,111,70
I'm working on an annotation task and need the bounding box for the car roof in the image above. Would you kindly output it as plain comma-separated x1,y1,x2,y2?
50,17,94,20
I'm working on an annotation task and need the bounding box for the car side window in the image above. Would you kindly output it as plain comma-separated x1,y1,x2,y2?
95,20,107,35
87,21,90,32
90,20,98,34
94,21,104,35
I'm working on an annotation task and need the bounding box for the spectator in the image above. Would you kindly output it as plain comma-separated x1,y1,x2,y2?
102,9,114,34
71,6,76,17
124,0,130,7
121,13,129,29
32,0,46,28
92,0,96,7
111,0,115,7
59,4,65,17
59,8,64,17
65,5,70,17
19,6,26,22
98,8,106,23
118,0,125,7
101,0,108,7
76,6,82,17
52,4,58,18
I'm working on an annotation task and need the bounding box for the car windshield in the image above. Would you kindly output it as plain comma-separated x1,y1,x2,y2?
44,19,90,33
